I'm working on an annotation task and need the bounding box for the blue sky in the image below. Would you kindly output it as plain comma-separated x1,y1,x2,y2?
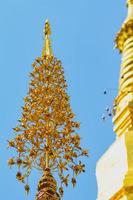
0,0,127,199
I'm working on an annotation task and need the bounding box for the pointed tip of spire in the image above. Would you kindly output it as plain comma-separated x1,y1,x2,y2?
42,19,53,57
44,19,51,36
45,19,49,23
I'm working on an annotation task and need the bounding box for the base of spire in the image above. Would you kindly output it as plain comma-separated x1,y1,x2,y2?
35,168,60,200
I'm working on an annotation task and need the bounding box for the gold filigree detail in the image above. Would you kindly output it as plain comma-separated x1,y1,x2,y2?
8,22,88,199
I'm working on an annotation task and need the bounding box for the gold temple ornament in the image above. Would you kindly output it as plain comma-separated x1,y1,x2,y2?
8,20,88,200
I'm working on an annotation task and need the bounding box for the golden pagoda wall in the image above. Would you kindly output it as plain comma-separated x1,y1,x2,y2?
96,134,127,200
96,129,133,200
96,1,133,199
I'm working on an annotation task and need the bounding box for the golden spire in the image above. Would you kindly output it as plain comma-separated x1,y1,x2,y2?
96,3,133,200
42,20,53,56
8,20,88,199
113,0,133,136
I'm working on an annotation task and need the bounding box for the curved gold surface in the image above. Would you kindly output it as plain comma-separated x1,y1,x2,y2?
96,1,133,200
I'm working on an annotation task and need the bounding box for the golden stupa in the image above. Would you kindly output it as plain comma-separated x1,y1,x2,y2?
96,0,133,199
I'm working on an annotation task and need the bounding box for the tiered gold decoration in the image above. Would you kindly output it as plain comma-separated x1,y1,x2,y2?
96,1,133,200
36,168,60,200
8,20,88,199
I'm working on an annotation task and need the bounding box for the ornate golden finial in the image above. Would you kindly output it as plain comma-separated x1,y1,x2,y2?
8,20,88,199
42,20,53,56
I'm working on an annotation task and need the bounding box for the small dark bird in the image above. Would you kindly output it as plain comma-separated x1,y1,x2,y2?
104,90,107,95
108,113,112,117
106,107,110,112
102,115,106,121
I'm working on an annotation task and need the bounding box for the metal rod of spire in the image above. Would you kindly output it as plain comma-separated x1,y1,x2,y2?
46,138,49,168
